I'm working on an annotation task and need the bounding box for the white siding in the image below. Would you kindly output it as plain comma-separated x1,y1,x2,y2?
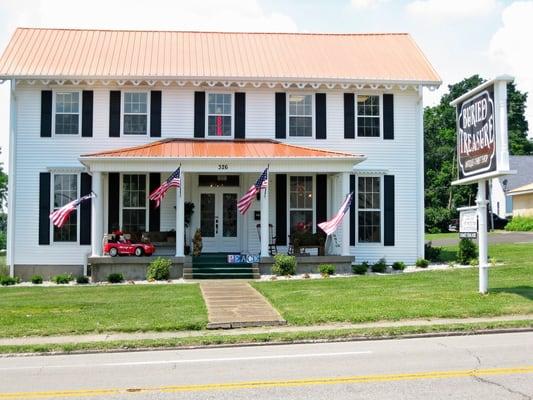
12,84,423,266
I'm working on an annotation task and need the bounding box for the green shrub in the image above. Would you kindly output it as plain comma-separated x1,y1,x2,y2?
424,241,442,262
415,258,429,268
147,257,172,281
31,275,43,284
505,216,533,232
107,273,124,284
469,258,479,266
457,238,478,265
318,264,335,277
425,207,454,233
51,273,73,284
371,258,387,273
0,275,19,286
76,275,90,284
272,254,296,276
392,261,406,271
0,264,9,277
0,231,6,250
352,262,368,275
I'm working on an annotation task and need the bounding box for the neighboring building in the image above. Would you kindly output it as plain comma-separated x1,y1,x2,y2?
0,28,441,279
507,183,533,217
491,156,533,218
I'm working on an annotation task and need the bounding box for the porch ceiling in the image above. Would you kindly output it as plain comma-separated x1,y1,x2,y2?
80,139,365,161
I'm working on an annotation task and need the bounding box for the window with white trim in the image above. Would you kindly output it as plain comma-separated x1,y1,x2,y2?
356,95,380,137
122,174,147,233
358,176,381,242
53,174,78,242
289,94,312,137
123,92,148,135
289,176,313,235
207,93,232,137
55,92,80,135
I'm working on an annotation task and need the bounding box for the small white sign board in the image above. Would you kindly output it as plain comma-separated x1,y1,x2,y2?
459,209,478,239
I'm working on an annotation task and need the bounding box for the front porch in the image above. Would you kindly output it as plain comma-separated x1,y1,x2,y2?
81,139,365,280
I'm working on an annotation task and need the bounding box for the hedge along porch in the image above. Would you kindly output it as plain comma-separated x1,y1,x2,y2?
78,139,364,279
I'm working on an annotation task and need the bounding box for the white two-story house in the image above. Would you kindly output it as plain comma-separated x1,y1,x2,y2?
0,28,441,280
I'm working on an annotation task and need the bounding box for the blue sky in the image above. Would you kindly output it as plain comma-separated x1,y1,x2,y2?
0,0,531,169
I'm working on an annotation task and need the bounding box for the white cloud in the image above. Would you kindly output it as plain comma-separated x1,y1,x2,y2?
406,0,497,20
350,0,388,9
0,0,298,171
489,1,533,134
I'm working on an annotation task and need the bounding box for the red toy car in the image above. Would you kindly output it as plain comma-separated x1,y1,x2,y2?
104,239,155,257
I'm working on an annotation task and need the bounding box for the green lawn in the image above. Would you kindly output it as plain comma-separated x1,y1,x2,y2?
252,243,533,326
0,284,208,337
425,232,459,241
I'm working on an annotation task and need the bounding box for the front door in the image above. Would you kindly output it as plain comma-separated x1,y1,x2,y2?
200,189,240,253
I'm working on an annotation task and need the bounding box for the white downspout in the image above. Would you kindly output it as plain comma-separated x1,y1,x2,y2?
7,80,17,277
417,86,425,259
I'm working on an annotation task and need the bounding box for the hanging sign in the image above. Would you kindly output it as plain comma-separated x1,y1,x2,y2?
459,208,478,239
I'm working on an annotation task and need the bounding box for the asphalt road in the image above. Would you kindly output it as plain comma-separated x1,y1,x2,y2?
0,332,532,399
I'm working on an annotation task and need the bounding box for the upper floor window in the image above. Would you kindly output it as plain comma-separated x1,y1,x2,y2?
358,176,381,243
207,93,232,137
289,94,312,137
124,92,148,135
53,174,78,242
357,95,381,137
55,92,80,135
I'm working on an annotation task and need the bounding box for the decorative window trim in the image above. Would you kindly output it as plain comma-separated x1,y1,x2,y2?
121,91,150,136
356,175,384,244
287,175,316,236
119,173,149,233
355,93,383,139
287,93,315,138
51,172,80,244
205,91,234,139
52,90,82,136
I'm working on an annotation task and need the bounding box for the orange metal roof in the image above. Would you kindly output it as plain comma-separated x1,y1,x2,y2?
0,28,441,84
81,139,363,159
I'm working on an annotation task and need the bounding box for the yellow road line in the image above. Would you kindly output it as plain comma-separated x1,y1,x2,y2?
1,366,532,399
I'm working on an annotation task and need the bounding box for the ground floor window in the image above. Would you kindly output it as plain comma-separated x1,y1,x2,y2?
289,176,313,234
122,174,147,233
358,176,381,243
53,174,78,242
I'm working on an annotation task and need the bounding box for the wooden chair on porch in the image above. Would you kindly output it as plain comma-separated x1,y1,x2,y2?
256,224,278,255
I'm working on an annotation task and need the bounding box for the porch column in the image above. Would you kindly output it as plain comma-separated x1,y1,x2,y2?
91,171,104,257
260,179,269,258
341,172,350,256
175,173,185,257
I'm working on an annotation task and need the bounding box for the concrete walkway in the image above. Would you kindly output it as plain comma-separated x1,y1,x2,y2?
0,315,531,347
200,281,287,329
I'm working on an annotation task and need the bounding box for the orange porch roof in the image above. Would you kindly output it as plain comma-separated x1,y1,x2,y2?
81,139,363,160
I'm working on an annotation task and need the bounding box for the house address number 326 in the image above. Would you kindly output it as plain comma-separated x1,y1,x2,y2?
218,164,228,170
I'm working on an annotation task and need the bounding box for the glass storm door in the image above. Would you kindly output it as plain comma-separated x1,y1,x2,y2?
200,189,239,252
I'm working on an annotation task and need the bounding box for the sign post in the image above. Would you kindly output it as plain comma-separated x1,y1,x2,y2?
451,75,515,294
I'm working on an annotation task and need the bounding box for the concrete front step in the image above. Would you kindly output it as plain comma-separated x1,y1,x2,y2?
184,267,259,280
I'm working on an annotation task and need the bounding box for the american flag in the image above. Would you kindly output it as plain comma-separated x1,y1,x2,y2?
318,192,354,236
49,192,95,228
237,168,268,214
149,166,181,208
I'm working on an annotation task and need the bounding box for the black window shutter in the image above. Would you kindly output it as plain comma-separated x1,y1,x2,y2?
80,173,92,245
275,174,287,245
150,91,162,137
235,92,246,139
384,175,395,246
344,93,355,139
194,91,205,138
108,173,120,232
349,175,356,246
40,91,52,138
109,91,121,137
315,93,327,139
275,93,286,139
149,173,161,232
383,94,394,140
39,172,51,245
316,175,327,230
82,91,93,137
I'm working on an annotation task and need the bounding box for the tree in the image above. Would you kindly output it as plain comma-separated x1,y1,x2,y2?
424,75,531,232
